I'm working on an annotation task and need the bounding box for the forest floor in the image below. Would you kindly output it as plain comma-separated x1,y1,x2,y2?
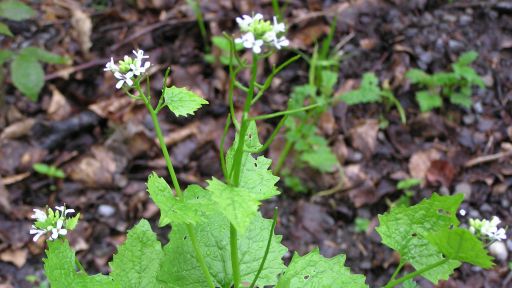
0,0,512,287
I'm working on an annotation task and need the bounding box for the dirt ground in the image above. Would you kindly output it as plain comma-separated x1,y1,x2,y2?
0,0,511,287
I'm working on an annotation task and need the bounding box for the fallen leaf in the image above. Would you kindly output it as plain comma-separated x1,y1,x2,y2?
408,148,442,184
0,248,28,268
47,85,72,121
426,160,456,187
349,119,380,158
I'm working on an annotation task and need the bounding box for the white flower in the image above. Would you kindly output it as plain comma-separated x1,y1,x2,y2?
272,16,286,33
114,71,134,89
489,228,507,241
31,209,47,222
133,49,149,61
272,36,289,50
235,32,264,54
481,216,501,236
104,57,119,72
459,209,466,216
130,60,151,76
236,13,263,31
29,225,46,242
55,206,75,216
50,219,67,240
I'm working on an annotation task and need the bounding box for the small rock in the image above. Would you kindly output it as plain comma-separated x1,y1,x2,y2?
439,186,450,195
98,204,116,217
459,15,472,26
443,13,457,22
454,182,472,200
462,114,476,125
473,101,484,114
448,39,464,51
480,203,492,212
489,241,508,261
347,151,363,163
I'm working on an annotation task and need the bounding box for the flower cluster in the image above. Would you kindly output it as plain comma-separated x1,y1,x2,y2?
235,13,289,54
104,49,151,89
469,216,507,242
29,205,79,242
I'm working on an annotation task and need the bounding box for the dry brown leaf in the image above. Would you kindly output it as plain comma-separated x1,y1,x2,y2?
0,119,35,140
71,7,92,53
0,177,10,213
47,85,72,121
408,148,442,184
349,119,380,158
0,248,28,268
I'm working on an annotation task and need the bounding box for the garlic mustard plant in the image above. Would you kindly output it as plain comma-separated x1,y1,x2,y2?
29,205,79,242
38,12,504,288
469,216,507,242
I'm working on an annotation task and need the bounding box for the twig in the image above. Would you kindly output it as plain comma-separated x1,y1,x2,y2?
464,150,512,167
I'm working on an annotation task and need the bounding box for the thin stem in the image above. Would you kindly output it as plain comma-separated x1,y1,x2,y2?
220,116,231,181
249,207,279,288
248,103,321,121
188,0,209,53
230,224,241,288
274,136,294,175
138,83,215,288
389,261,405,282
271,0,283,22
228,41,241,130
229,53,258,288
255,115,288,154
384,258,449,288
251,55,301,105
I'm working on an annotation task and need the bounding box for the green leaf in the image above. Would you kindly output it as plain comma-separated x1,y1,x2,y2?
449,90,472,109
206,178,259,233
339,72,381,105
376,193,464,284
65,213,80,230
396,178,421,190
300,145,337,173
44,239,115,288
283,174,307,193
158,189,287,288
456,51,478,66
0,49,13,65
276,248,367,288
163,86,208,117
432,72,458,86
110,220,163,288
320,70,338,96
19,47,70,64
402,279,419,288
415,90,442,112
146,173,204,226
425,227,494,268
33,163,65,178
287,84,317,111
406,69,432,85
211,35,243,52
0,22,12,36
10,53,44,101
231,154,280,200
0,0,36,21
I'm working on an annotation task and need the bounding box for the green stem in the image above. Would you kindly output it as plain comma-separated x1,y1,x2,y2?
383,259,449,288
188,0,209,53
255,115,288,154
228,53,258,288
248,103,321,121
139,84,215,288
274,136,294,175
251,55,301,105
220,116,231,181
230,224,241,288
249,207,279,288
389,261,405,282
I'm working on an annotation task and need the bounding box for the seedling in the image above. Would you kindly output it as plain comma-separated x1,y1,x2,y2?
36,13,505,288
33,163,66,179
275,20,341,191
338,72,406,125
354,217,370,233
386,178,421,208
406,51,485,112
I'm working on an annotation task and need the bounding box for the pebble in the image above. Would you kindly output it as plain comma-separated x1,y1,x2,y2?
489,241,508,261
454,182,472,200
98,204,116,217
462,114,476,125
448,39,464,51
347,151,363,162
459,15,472,26
473,101,484,114
480,203,493,212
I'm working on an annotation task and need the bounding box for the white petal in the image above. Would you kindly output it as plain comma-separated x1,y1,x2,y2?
253,13,263,20
125,78,133,86
116,80,124,89
59,229,67,236
56,219,63,229
33,231,44,242
114,72,124,80
51,229,58,239
64,209,75,216
459,209,466,216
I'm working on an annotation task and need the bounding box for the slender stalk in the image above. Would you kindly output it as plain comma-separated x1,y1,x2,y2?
249,207,279,288
271,0,283,22
220,116,231,181
230,224,241,288
138,84,215,288
187,0,209,53
255,115,288,154
274,136,294,175
384,258,449,288
389,261,404,282
229,53,258,288
248,103,321,121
